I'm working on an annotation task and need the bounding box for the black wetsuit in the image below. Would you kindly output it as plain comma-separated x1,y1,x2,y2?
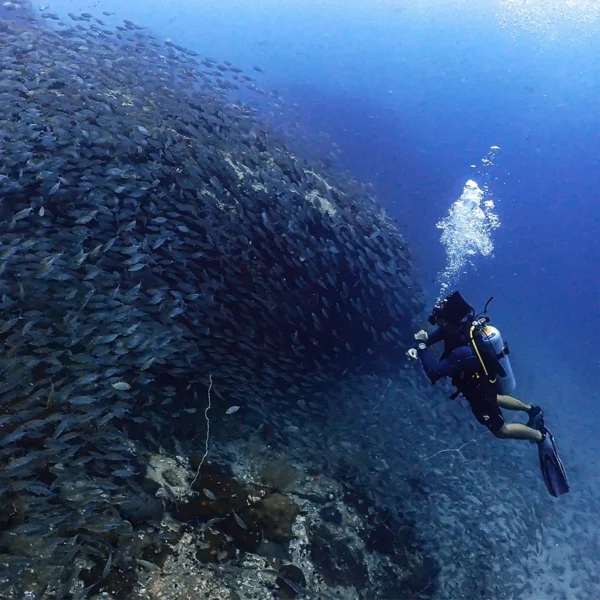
417,326,505,433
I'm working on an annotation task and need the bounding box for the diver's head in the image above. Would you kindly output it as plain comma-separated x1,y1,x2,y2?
428,291,474,332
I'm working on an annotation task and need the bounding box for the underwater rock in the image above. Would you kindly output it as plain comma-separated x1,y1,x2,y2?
256,540,289,562
310,524,367,590
221,507,262,552
255,493,299,542
117,493,164,524
195,528,236,563
365,507,419,569
189,461,247,503
259,460,298,492
139,536,175,569
189,458,235,480
80,560,136,599
367,519,405,561
399,556,441,598
144,453,190,505
141,476,162,496
319,505,342,525
171,493,219,522
173,462,248,522
294,491,330,505
162,467,186,488
343,486,374,516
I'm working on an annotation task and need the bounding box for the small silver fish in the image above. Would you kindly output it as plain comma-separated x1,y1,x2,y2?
102,551,112,580
225,405,240,415
0,316,19,333
52,420,70,439
75,210,97,224
140,355,157,370
111,468,138,478
203,488,217,500
93,333,119,345
0,246,18,260
14,207,33,220
156,484,177,502
128,263,146,272
232,510,248,530
279,576,307,596
34,260,55,278
111,381,131,391
70,396,98,406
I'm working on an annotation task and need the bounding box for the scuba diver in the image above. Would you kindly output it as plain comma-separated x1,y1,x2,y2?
407,291,569,497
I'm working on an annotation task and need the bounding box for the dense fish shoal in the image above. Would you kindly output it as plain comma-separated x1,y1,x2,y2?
0,5,425,597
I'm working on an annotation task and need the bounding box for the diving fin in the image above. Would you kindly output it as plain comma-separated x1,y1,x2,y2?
537,428,570,497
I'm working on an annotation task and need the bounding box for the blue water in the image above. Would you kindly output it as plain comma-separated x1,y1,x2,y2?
55,0,600,551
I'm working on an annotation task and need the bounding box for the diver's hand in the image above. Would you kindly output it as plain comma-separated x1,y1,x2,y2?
406,348,418,360
414,330,428,342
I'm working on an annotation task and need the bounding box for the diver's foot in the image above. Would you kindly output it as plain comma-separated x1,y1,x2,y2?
527,405,544,431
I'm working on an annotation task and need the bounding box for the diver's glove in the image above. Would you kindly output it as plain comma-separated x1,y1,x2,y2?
408,330,428,359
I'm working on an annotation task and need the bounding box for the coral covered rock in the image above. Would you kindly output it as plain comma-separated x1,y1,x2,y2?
172,462,248,522
310,524,367,589
259,460,298,492
118,494,164,524
255,493,299,542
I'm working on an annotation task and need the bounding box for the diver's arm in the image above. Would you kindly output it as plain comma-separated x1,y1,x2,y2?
425,327,444,347
417,344,474,384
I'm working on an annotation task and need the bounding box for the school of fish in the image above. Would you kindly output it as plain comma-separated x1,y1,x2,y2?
0,2,424,597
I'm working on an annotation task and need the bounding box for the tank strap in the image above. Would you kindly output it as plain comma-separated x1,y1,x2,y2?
468,324,497,385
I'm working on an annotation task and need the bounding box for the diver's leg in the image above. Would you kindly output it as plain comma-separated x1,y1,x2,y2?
469,391,544,442
497,395,544,430
496,394,532,412
494,423,543,442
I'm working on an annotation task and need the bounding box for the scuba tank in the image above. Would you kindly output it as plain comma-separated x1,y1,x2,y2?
474,321,516,394
466,296,517,395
